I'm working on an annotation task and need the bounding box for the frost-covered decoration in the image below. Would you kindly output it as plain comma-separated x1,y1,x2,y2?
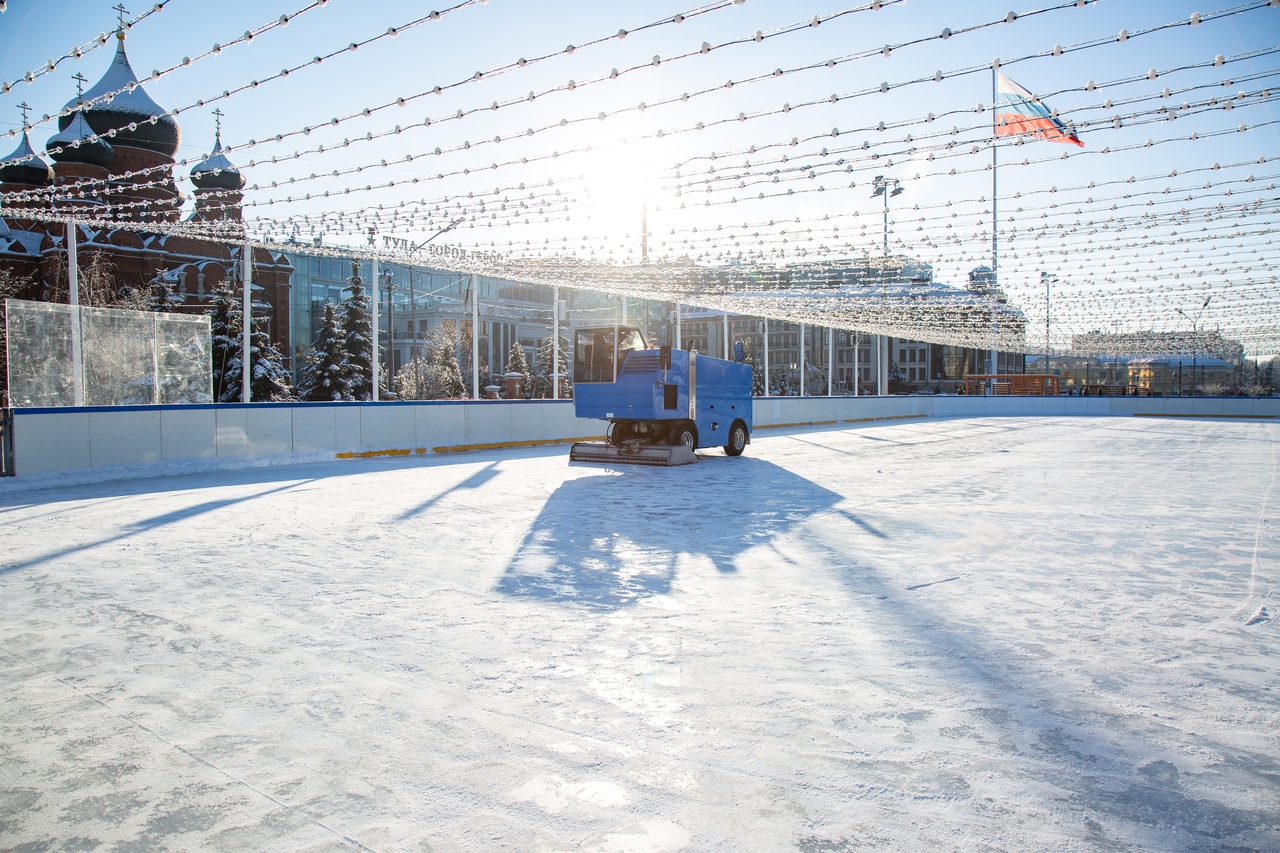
297,301,353,402
340,262,376,401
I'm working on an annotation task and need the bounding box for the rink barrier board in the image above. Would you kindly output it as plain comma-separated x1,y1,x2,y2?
1130,412,1275,419
431,435,607,454
4,395,1279,480
754,413,928,431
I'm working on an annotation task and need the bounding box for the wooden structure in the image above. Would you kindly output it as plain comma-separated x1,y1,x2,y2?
962,374,1060,396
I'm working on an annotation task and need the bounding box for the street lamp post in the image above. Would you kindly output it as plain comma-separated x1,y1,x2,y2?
1176,295,1213,397
380,268,395,382
871,175,902,396
399,218,464,397
1040,271,1058,377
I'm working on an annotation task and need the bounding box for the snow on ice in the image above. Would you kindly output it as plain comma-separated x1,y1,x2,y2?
0,416,1277,851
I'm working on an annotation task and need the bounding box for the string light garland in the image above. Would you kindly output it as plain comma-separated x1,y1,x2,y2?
14,5,1272,219
0,0,340,144
0,1,172,99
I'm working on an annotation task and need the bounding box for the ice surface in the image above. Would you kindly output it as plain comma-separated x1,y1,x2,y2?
1,416,1277,851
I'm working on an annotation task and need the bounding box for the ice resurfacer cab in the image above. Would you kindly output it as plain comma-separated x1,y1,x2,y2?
569,325,753,466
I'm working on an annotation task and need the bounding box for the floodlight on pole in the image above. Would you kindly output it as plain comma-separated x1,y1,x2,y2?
1176,295,1213,397
871,175,903,275
1041,271,1058,376
397,217,463,383
872,174,902,397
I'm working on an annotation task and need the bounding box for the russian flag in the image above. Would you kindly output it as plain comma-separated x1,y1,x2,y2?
996,72,1083,147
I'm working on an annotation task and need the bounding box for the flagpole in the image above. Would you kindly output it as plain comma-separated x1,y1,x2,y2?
991,66,998,277
990,65,999,382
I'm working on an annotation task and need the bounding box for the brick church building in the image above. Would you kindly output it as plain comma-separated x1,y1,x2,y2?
0,30,293,360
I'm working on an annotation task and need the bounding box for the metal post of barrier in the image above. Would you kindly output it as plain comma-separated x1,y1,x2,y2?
471,274,480,400
799,322,806,398
67,223,85,407
0,407,14,477
828,327,834,397
241,243,252,403
552,285,560,400
763,317,770,397
853,332,859,397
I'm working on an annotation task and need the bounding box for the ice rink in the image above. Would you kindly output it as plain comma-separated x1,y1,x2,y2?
1,415,1277,852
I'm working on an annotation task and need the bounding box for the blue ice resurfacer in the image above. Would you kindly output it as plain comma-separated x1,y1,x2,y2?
569,325,753,466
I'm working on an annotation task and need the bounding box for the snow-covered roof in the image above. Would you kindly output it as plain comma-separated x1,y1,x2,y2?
11,228,45,256
190,134,245,191
46,110,114,169
0,131,53,186
64,34,180,157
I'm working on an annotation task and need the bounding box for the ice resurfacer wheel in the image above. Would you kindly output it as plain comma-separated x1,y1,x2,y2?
725,421,748,457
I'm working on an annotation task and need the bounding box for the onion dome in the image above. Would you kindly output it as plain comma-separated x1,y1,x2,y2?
61,33,180,158
190,134,245,191
0,131,53,185
47,110,115,169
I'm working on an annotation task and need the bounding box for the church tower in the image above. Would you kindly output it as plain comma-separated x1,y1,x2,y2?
0,107,54,227
60,30,182,222
190,112,246,226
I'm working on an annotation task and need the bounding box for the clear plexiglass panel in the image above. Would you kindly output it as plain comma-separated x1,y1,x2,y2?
4,299,212,407
5,300,75,407
157,314,213,404
82,305,157,406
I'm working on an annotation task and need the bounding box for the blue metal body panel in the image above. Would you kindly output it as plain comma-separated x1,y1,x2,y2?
574,347,752,449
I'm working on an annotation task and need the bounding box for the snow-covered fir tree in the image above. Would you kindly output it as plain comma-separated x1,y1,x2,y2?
804,362,829,397
207,284,294,403
887,362,911,395
738,338,766,396
393,328,465,400
208,285,241,402
143,277,187,313
505,341,532,398
297,301,353,401
245,322,294,402
341,261,376,400
533,333,570,398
